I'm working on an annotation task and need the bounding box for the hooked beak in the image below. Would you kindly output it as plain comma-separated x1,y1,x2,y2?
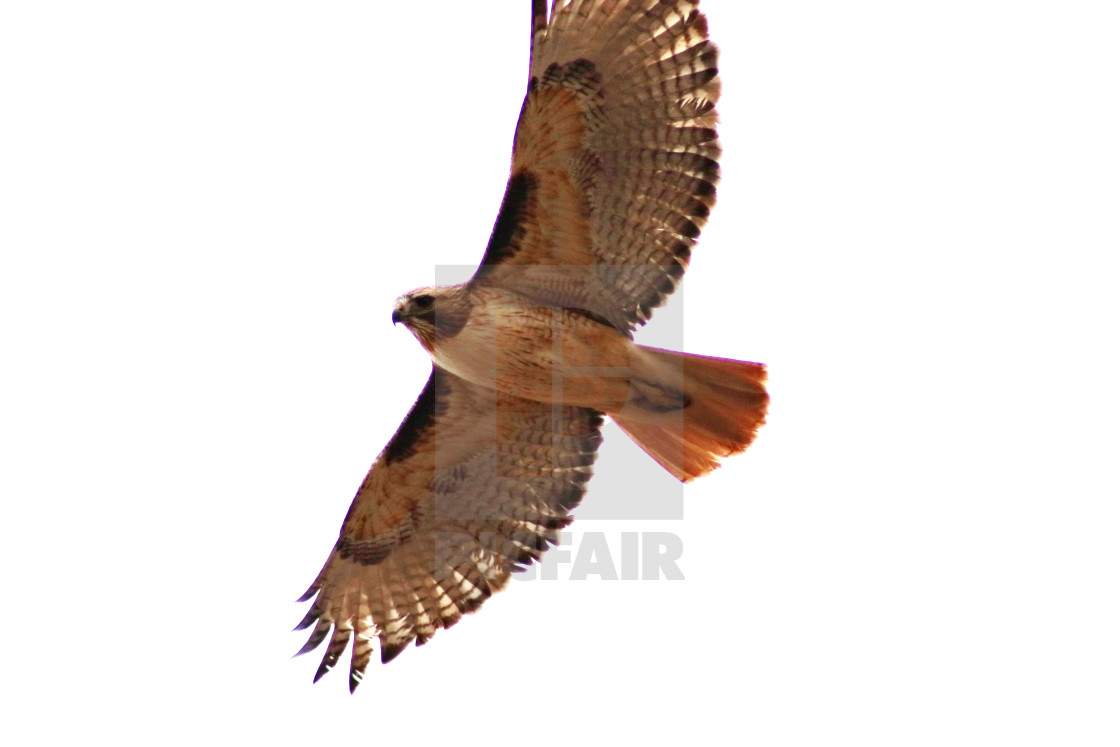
391,309,403,325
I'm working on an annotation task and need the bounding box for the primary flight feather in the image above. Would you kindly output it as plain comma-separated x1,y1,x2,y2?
296,0,768,691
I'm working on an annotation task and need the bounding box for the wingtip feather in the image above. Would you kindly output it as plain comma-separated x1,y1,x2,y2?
380,639,408,665
294,620,331,657
295,583,319,603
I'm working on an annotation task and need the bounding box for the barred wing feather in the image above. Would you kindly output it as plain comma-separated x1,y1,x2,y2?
474,0,721,332
295,367,602,691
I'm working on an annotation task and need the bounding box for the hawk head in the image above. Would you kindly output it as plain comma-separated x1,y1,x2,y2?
392,286,470,351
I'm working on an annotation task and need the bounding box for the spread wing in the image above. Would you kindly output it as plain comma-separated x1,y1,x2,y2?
295,367,603,691
473,0,721,332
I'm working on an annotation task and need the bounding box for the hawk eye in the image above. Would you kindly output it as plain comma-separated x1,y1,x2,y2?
413,294,434,310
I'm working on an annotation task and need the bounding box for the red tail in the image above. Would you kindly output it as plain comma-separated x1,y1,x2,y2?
612,347,768,482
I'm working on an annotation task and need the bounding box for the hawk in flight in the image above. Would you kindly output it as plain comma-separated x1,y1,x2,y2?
296,0,768,691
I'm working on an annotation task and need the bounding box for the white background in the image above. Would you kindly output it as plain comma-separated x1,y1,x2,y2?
2,1,1118,744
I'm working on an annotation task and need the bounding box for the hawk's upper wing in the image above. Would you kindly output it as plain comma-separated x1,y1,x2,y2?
472,0,721,332
295,367,602,691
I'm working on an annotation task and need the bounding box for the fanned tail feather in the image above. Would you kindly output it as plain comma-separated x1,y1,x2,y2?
613,347,768,481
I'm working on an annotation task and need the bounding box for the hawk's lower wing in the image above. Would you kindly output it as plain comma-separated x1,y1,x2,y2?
295,367,603,691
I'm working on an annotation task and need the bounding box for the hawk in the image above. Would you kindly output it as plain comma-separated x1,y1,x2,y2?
296,0,768,691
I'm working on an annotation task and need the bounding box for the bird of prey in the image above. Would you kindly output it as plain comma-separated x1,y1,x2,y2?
295,0,768,691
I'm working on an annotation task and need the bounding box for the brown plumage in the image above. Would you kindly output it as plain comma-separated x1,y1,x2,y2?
297,0,767,691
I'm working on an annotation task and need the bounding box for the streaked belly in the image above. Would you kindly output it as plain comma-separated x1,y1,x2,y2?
432,303,634,412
